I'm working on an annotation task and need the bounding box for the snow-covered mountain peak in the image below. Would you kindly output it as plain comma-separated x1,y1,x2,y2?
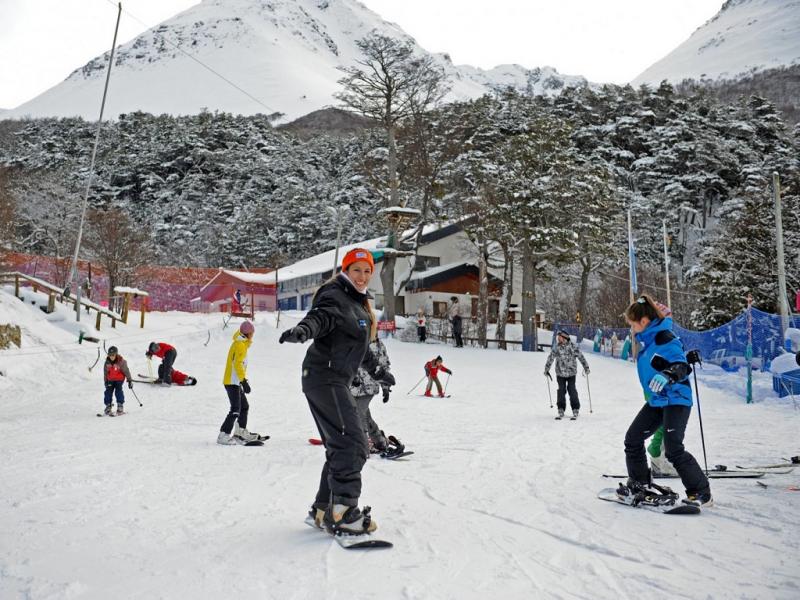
5,0,587,121
633,0,800,85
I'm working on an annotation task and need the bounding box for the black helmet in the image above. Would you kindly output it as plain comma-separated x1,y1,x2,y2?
107,346,118,355
148,342,159,354
557,330,571,340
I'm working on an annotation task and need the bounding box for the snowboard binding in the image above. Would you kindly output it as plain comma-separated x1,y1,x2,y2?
380,435,406,459
616,479,678,507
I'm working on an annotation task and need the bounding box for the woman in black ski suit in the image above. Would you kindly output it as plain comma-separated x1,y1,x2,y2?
279,248,394,535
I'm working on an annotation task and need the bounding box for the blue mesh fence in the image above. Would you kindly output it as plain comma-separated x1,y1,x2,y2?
555,307,800,402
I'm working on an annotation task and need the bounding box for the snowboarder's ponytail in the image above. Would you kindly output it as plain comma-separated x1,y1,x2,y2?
624,294,662,323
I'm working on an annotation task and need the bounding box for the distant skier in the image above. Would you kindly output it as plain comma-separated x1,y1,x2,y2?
448,297,463,347
544,330,590,419
349,337,404,458
103,346,133,416
416,308,427,343
218,320,265,445
146,341,177,385
279,248,394,536
424,355,452,397
620,294,712,507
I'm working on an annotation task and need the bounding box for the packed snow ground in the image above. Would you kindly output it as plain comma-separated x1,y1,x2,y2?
1,289,799,600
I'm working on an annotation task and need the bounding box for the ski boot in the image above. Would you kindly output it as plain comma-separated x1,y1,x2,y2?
103,404,114,416
116,404,125,416
650,453,678,477
556,409,565,420
424,390,433,397
571,409,579,419
323,504,377,535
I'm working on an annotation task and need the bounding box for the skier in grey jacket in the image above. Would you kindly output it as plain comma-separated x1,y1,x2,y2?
349,338,392,454
544,330,590,419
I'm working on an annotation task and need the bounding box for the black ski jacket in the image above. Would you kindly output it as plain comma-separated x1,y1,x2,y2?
298,274,379,391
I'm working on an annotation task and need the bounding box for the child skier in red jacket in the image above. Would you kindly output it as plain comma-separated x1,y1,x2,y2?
424,356,452,397
103,346,132,415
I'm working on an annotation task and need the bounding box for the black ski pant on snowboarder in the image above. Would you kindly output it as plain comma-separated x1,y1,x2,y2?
220,384,249,434
305,383,368,510
625,403,709,494
451,316,463,347
556,376,580,411
159,349,177,384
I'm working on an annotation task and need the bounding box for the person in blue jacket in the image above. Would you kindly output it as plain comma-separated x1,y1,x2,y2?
621,294,712,506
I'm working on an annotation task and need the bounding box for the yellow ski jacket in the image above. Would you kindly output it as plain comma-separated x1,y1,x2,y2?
223,331,252,386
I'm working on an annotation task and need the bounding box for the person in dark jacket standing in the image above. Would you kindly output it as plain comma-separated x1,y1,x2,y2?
544,330,590,419
448,297,463,347
103,346,133,416
146,341,177,385
620,294,712,507
280,248,395,536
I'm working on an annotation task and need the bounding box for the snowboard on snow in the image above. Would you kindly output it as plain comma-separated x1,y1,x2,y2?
597,487,700,515
304,514,393,549
380,450,414,460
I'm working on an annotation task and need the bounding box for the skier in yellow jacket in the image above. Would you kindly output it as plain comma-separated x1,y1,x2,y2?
217,320,268,445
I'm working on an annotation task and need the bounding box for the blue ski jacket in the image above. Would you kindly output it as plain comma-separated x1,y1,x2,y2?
635,317,693,408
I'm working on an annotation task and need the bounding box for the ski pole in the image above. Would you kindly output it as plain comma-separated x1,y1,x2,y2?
444,373,451,395
687,349,709,473
406,375,426,395
130,387,143,407
585,373,593,414
545,374,553,408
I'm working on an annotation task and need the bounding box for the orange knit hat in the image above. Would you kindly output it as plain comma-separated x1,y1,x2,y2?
341,248,374,272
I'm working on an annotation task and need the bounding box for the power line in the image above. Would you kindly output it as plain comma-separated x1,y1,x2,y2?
101,0,279,116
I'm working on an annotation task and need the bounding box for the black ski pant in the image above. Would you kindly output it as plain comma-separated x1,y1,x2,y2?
160,349,177,384
354,394,387,451
452,316,463,347
417,326,426,342
220,384,249,434
305,383,368,509
556,376,580,411
624,403,710,495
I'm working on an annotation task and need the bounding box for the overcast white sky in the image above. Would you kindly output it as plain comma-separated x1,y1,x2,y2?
0,0,723,109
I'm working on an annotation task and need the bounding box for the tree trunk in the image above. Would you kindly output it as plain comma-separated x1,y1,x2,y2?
477,235,488,348
521,240,535,352
387,123,399,206
380,253,397,323
495,244,512,350
577,255,591,342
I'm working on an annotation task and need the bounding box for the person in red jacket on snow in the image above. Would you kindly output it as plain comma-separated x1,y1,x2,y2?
103,346,133,415
424,355,452,397
146,341,177,385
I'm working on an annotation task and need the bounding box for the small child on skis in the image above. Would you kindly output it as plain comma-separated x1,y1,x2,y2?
103,346,133,415
544,330,590,419
146,341,177,385
424,356,452,397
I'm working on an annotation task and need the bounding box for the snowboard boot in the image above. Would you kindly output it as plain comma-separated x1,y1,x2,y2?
305,507,326,530
217,431,238,445
234,424,260,443
116,405,125,415
685,489,714,508
323,504,377,535
103,404,114,416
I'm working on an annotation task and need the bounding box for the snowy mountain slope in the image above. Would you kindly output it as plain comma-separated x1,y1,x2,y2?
1,287,798,599
633,0,800,85
3,0,587,122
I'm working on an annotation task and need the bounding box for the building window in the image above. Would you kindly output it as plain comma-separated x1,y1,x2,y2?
414,255,440,272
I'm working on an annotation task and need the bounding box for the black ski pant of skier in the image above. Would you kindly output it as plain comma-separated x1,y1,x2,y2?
354,394,388,451
160,349,177,384
104,381,124,407
556,376,580,411
451,316,463,347
624,403,710,495
305,383,369,510
417,326,426,342
220,384,249,434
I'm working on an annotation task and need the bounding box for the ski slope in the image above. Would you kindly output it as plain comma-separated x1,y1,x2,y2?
0,289,798,599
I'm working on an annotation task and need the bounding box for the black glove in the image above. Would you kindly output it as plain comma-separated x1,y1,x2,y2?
374,369,395,387
382,387,391,403
445,369,453,375
240,379,251,394
128,381,133,389
544,371,552,380
145,351,152,358
279,326,308,344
